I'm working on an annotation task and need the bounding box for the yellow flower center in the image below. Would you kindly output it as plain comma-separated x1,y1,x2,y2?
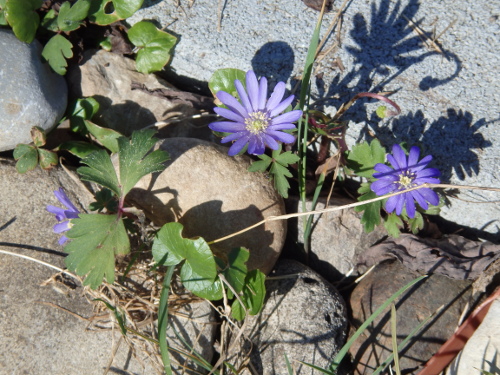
397,171,416,188
245,111,270,135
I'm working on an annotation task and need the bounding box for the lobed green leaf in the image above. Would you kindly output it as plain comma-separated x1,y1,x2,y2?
13,143,38,173
384,213,403,238
117,129,169,196
346,140,386,178
65,214,130,289
57,0,90,32
231,269,266,320
78,148,121,196
89,0,143,25
38,149,58,170
41,34,73,75
4,0,42,43
84,121,121,153
355,182,382,233
128,21,177,74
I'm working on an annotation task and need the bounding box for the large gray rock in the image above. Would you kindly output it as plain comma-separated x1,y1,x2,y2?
126,137,287,275
128,0,500,237
0,30,67,152
228,259,348,374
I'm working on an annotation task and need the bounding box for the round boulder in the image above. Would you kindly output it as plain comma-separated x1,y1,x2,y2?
0,30,67,151
126,137,287,274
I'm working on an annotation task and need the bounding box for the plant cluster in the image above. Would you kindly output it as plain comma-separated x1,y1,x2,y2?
9,2,486,375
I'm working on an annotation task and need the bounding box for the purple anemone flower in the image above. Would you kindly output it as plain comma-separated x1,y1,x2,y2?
370,144,440,218
46,188,80,245
209,70,302,156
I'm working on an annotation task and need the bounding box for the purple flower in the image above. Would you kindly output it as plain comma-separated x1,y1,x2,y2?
370,144,440,218
46,188,80,245
209,70,302,156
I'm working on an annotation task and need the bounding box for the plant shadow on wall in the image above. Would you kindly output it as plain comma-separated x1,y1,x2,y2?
314,0,461,125
251,41,295,89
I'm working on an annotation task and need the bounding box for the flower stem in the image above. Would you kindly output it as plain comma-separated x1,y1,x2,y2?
158,265,175,375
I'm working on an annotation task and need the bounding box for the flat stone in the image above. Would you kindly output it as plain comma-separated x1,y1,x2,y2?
228,259,348,374
127,0,500,237
0,160,219,373
349,260,472,374
67,49,214,139
126,137,287,274
0,30,67,152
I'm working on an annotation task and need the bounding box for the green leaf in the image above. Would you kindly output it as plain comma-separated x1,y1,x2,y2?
89,188,118,212
13,143,38,173
355,182,382,233
274,150,300,165
65,213,130,289
153,222,222,300
208,68,246,98
88,0,143,25
38,149,58,169
57,0,90,32
376,105,387,118
30,126,46,147
0,0,9,25
270,161,293,199
59,141,102,158
231,269,266,321
67,97,100,133
41,34,73,75
223,247,249,296
384,213,403,238
407,211,424,234
4,0,42,43
85,121,121,153
247,155,272,172
40,8,58,31
117,129,169,196
78,149,121,196
127,21,177,74
152,222,185,266
181,263,223,301
346,140,386,178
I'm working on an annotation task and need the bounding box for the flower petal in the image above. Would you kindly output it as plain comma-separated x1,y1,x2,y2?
371,179,397,195
54,221,71,233
266,82,286,111
246,70,260,112
258,76,268,110
214,106,246,123
58,235,69,245
267,123,297,131
234,80,253,113
270,94,295,117
46,205,67,221
407,146,420,167
216,91,248,119
271,110,302,125
395,193,406,215
385,196,399,213
228,135,250,156
262,134,279,150
411,155,433,172
390,144,408,169
266,130,295,144
415,168,440,179
404,194,416,218
417,188,440,206
209,121,246,133
54,188,79,213
248,136,265,155
373,163,394,174
410,190,429,210
221,131,246,143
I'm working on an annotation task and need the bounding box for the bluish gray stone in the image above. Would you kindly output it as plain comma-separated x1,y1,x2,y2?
0,29,67,152
127,0,500,238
